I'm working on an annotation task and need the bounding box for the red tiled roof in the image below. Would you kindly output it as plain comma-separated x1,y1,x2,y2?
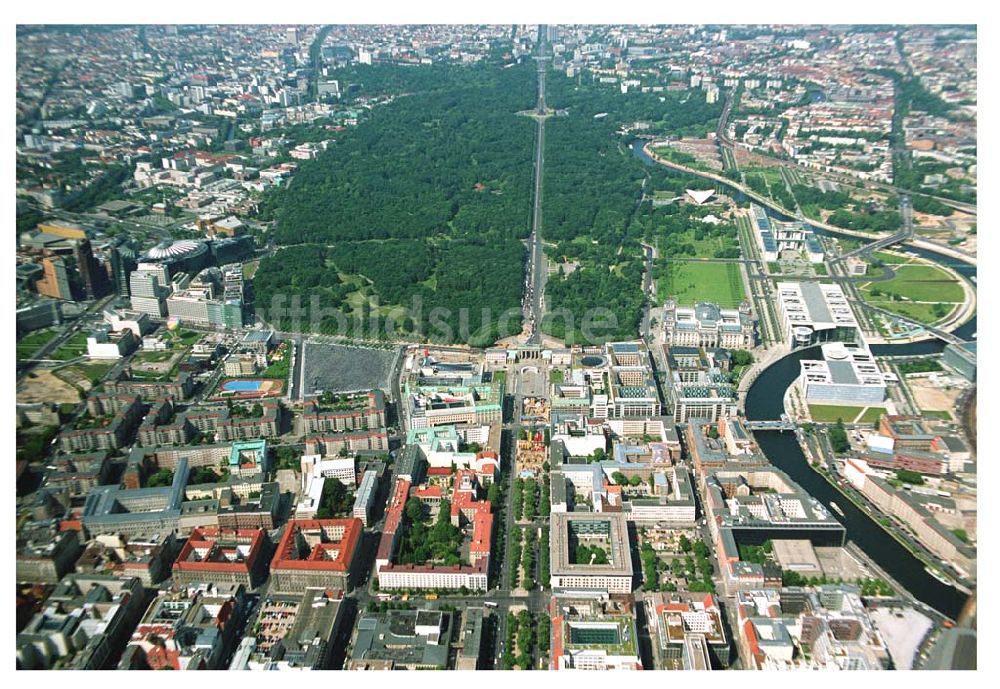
469,511,493,555
379,562,486,574
271,519,362,573
174,527,265,574
412,485,444,499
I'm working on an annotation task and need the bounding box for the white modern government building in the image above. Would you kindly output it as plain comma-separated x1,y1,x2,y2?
800,343,891,406
776,282,859,347
749,204,824,263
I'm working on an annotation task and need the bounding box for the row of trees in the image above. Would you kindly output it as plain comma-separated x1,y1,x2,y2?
539,525,550,585
521,527,538,590
501,609,538,670
514,476,546,521
509,527,523,589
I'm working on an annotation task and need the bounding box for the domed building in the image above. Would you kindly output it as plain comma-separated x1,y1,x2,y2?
142,239,210,277
662,299,755,349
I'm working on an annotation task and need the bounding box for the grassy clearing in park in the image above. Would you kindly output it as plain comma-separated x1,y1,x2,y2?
652,228,740,258
657,261,746,307
16,329,59,359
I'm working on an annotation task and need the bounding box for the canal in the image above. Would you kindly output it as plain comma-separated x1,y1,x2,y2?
631,142,974,618
745,345,968,620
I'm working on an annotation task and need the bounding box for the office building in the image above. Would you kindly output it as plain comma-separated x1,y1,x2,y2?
406,378,504,428
103,307,152,338
129,264,171,318
605,341,661,418
942,341,976,382
16,575,145,670
270,519,363,593
800,342,888,406
35,256,74,300
228,589,345,670
665,347,738,423
550,593,642,670
74,531,178,586
16,520,83,583
646,592,732,669
776,282,859,347
302,390,386,433
353,469,379,526
700,466,846,592
73,238,108,299
549,512,633,593
347,609,453,670
735,587,891,670
120,583,246,670
456,608,486,670
171,527,268,588
749,203,824,263
87,325,137,359
58,394,144,452
109,241,138,296
621,466,697,525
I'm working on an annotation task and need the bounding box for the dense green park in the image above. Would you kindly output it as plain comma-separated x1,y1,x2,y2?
260,61,729,346
256,62,536,345
540,70,723,345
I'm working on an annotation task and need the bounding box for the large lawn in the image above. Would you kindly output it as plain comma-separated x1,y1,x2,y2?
166,328,203,346
860,262,964,325
808,404,885,424
16,329,59,360
870,301,954,325
865,264,965,302
49,332,90,361
656,261,746,307
132,349,177,364
872,251,910,265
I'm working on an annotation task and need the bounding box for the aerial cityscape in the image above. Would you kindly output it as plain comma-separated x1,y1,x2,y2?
15,22,978,671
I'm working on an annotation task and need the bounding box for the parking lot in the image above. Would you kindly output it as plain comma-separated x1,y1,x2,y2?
300,341,399,396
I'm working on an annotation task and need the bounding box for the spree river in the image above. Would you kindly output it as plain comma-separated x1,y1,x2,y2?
632,140,973,619
745,348,968,620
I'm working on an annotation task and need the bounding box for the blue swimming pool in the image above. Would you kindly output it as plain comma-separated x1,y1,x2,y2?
222,380,264,393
